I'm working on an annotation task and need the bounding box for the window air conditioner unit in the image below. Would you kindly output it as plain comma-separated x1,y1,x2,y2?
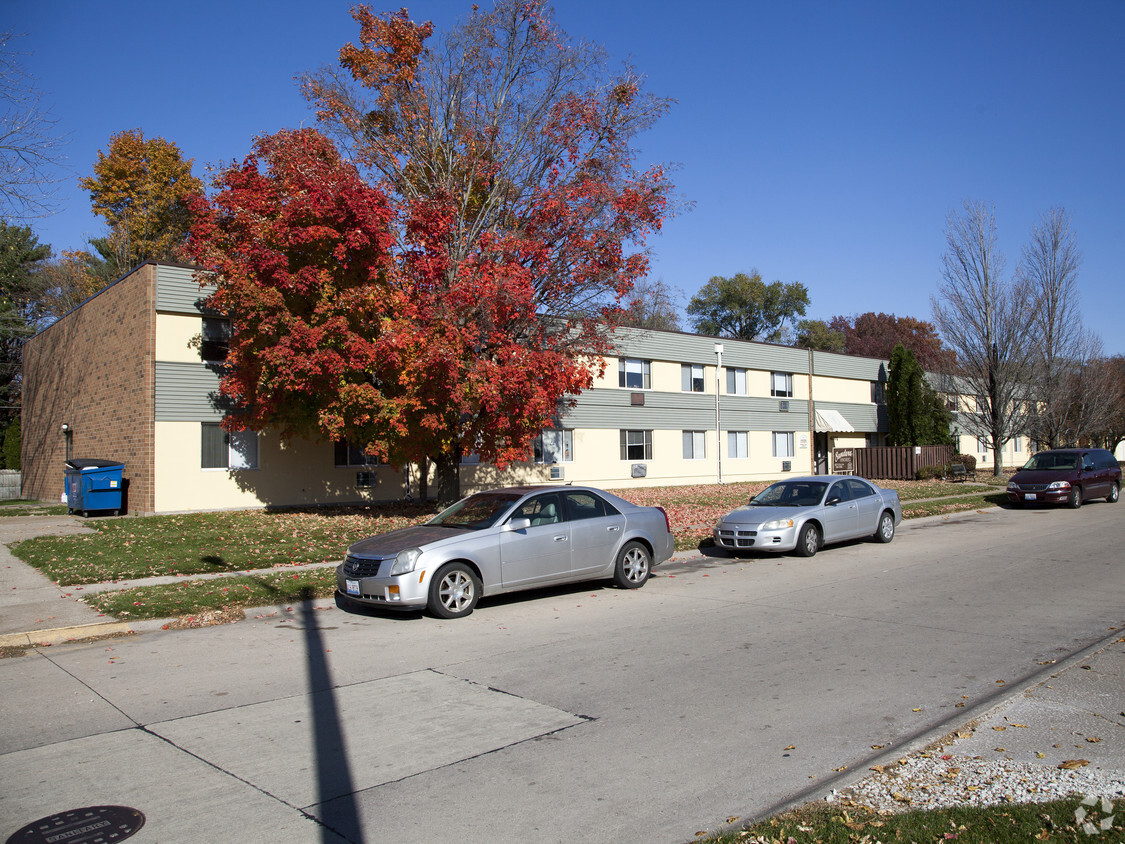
549,466,564,480
779,400,789,412
631,463,647,478
781,461,791,472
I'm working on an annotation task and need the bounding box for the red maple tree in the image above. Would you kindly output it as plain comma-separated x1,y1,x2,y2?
191,2,672,502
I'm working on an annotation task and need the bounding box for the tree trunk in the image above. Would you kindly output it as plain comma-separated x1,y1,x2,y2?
434,452,461,506
417,458,428,501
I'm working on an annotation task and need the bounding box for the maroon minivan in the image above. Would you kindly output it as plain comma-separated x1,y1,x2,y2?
1006,447,1122,508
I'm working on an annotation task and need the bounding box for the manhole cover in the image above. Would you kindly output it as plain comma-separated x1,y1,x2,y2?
6,806,144,844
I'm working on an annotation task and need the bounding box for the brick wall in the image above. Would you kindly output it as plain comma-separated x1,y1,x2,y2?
21,264,157,512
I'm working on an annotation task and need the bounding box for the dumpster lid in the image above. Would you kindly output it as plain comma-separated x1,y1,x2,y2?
66,458,124,470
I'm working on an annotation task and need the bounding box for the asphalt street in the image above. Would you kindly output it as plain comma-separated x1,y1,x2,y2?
2,501,1124,843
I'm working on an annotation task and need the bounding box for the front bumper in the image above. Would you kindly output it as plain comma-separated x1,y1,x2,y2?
336,559,430,610
1007,489,1069,505
713,523,796,553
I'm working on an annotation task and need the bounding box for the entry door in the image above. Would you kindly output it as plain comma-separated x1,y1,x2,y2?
814,433,829,475
500,492,572,588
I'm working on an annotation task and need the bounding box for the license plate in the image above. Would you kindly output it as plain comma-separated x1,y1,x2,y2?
346,579,360,596
1024,493,1037,500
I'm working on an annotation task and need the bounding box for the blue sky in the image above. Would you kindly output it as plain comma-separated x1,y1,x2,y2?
9,0,1124,354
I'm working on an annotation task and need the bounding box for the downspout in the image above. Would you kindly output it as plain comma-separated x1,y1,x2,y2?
808,346,816,474
715,343,723,484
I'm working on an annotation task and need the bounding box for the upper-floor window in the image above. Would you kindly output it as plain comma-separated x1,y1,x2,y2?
534,429,573,463
771,372,793,398
200,317,232,363
726,367,748,395
870,380,885,404
202,422,258,470
681,363,704,392
618,358,651,390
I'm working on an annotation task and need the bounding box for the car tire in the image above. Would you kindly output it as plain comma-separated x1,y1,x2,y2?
428,563,481,619
795,523,819,557
613,541,651,589
1067,486,1083,509
873,511,895,543
1108,482,1120,504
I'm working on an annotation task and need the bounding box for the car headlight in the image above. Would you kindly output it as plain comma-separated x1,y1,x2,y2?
1046,481,1072,490
390,548,422,576
1007,482,1019,491
761,518,795,531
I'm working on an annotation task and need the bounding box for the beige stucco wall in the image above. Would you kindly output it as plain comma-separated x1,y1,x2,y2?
811,375,869,404
155,314,203,363
153,422,407,512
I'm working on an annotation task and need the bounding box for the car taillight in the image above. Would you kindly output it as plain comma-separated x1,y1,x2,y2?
656,506,671,533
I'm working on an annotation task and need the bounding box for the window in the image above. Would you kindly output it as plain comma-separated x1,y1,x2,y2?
681,363,704,392
977,437,988,453
564,490,619,521
534,429,573,463
728,431,748,459
945,394,959,412
1011,437,1022,453
334,441,383,467
682,430,706,460
620,429,652,460
200,317,231,363
771,372,793,398
202,422,258,469
726,367,748,395
512,492,562,526
618,358,651,389
870,381,885,404
772,431,794,458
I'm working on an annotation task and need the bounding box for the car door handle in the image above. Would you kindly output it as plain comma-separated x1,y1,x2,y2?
607,526,620,532
554,535,568,542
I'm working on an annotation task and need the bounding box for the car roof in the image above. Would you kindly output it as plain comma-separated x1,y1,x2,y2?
767,475,870,483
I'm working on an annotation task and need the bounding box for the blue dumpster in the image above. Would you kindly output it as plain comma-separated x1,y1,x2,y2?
65,459,125,517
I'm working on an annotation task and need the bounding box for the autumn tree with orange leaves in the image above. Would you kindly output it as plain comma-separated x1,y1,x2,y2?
190,1,672,502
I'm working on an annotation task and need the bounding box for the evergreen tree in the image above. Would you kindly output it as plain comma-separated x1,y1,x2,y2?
886,344,953,446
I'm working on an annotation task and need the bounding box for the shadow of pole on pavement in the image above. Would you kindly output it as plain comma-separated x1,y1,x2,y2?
299,587,365,844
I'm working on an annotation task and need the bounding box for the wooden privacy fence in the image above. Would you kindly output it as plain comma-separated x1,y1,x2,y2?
832,446,954,480
0,470,21,500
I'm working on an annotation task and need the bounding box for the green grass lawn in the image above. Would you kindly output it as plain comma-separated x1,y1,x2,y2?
8,478,1010,620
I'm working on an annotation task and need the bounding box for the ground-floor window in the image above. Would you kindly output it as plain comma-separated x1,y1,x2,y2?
727,430,749,459
202,423,259,470
772,431,794,459
334,440,383,467
682,430,706,460
534,429,573,463
620,429,652,460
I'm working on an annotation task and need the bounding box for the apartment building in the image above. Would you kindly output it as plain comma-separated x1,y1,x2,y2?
23,262,902,513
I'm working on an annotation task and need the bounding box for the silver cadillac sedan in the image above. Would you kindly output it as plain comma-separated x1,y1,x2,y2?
712,475,902,557
338,485,674,619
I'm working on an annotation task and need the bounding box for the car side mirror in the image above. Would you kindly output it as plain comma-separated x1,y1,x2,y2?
508,517,532,531
826,496,842,506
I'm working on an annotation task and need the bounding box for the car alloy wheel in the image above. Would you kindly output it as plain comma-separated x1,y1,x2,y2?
1067,486,1083,509
1108,483,1120,504
429,563,481,619
613,541,652,589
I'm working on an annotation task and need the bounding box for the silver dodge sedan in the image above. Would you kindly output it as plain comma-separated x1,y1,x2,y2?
338,485,674,619
712,475,902,557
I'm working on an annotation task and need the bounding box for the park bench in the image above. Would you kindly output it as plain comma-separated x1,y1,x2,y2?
948,462,974,482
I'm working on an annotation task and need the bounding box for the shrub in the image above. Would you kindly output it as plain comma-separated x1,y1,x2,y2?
916,465,944,480
953,453,976,472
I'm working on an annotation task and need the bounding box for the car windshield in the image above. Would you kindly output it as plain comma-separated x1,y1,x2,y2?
427,492,521,530
1022,453,1079,471
750,481,828,507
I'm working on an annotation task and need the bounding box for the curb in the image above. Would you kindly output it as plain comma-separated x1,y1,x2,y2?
0,620,134,648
